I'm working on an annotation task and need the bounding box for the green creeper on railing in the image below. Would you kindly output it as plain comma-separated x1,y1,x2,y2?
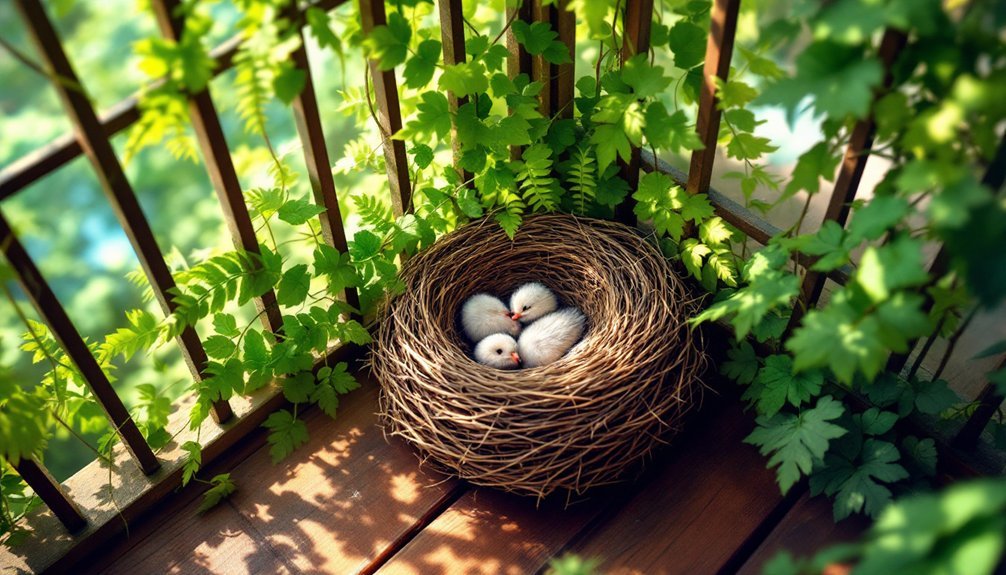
2,0,1004,550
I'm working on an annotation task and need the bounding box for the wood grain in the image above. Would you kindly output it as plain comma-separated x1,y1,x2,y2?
566,404,785,575
737,493,869,574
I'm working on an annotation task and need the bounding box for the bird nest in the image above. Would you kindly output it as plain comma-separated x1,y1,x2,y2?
371,213,707,499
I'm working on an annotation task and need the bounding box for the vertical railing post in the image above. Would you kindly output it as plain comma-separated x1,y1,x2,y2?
13,0,232,424
11,457,87,533
0,212,160,475
360,0,413,217
506,0,533,161
685,0,740,198
784,28,907,334
149,0,284,335
552,0,575,120
286,2,360,312
437,0,474,188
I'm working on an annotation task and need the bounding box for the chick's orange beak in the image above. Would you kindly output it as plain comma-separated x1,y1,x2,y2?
511,351,521,363
510,312,522,320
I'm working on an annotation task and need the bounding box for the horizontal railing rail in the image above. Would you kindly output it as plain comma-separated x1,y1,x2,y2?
0,0,1002,571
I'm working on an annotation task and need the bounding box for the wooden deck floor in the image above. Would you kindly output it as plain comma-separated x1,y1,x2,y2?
81,372,868,575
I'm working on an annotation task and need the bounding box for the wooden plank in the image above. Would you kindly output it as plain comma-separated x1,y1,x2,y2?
360,0,413,217
566,404,786,575
14,0,231,424
0,210,159,475
221,382,461,575
89,376,459,575
685,0,740,197
616,0,655,223
786,28,907,333
287,1,360,312
0,344,365,575
150,0,284,335
11,457,87,534
437,0,474,187
376,489,604,575
737,493,869,574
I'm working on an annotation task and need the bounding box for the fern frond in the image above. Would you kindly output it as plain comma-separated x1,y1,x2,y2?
565,144,597,214
513,143,561,212
352,194,395,234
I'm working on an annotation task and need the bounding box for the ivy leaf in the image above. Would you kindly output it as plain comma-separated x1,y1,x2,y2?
349,230,383,261
691,267,799,338
319,362,361,394
621,54,671,98
783,221,854,272
913,379,959,415
783,142,840,199
590,123,631,172
726,132,778,161
722,340,760,385
745,396,847,494
313,245,361,294
203,335,237,360
396,92,451,141
759,40,883,122
181,440,201,487
679,193,715,224
643,102,702,153
197,473,236,514
283,372,316,404
831,440,909,520
277,199,326,226
680,239,712,280
403,39,442,89
305,8,339,51
0,379,47,464
242,329,270,372
363,11,411,70
668,21,706,69
716,78,759,109
263,409,309,463
438,61,489,97
856,238,928,303
847,196,910,243
411,143,434,169
859,408,898,436
699,216,733,246
213,313,239,337
511,21,571,64
276,264,311,307
204,358,244,400
750,355,825,417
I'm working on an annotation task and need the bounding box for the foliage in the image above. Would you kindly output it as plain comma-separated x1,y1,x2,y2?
1,0,1003,551
763,477,1006,575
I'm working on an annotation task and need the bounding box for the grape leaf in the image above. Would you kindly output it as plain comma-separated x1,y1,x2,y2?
197,473,236,513
263,409,309,463
722,340,760,385
276,264,311,307
668,21,706,69
746,396,848,494
403,39,441,89
363,11,411,71
278,199,326,226
203,335,236,359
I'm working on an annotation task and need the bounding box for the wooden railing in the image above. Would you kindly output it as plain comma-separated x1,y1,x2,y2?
1,0,1003,567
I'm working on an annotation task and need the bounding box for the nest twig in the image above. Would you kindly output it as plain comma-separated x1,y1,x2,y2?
371,214,707,499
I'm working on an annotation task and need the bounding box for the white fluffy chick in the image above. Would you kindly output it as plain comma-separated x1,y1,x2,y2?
473,333,521,369
461,293,521,342
517,308,586,368
509,282,558,324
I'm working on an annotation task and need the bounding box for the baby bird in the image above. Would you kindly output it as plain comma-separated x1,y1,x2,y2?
473,333,521,369
517,308,586,368
509,282,558,324
461,293,521,342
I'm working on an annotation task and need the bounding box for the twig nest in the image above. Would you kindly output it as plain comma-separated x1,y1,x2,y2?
372,214,707,499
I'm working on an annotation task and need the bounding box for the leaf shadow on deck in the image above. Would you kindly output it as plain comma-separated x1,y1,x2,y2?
85,371,812,575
